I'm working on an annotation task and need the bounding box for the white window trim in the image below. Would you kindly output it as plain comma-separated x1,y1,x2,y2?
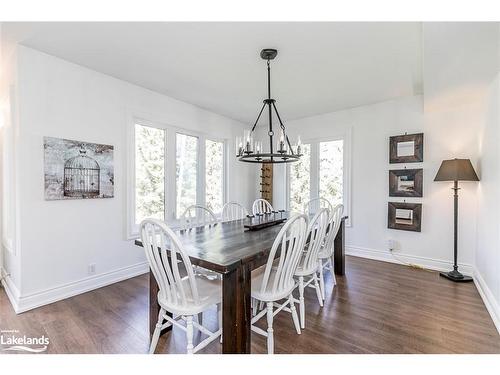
126,114,228,239
286,127,352,227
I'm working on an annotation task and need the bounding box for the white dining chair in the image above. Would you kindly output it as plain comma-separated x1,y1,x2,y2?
252,198,274,215
180,205,218,230
221,202,248,222
294,208,329,329
304,197,334,218
180,205,220,281
250,214,308,354
140,218,222,354
317,204,344,300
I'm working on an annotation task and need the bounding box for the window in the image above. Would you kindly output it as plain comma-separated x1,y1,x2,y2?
176,133,198,218
135,124,165,223
288,134,350,222
289,143,311,213
129,119,227,237
319,140,343,206
205,139,224,213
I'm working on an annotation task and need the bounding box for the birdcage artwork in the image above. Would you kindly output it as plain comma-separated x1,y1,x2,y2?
44,137,114,200
64,149,101,198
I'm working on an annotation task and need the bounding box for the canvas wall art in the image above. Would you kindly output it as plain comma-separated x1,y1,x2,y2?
44,137,114,200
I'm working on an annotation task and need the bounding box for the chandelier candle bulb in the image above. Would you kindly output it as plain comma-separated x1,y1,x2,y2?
297,136,302,155
236,137,244,156
255,141,262,153
278,129,286,152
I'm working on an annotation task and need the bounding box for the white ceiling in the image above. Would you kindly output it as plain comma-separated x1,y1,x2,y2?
2,22,423,123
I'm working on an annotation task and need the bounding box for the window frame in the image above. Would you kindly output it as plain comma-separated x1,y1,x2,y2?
286,128,352,227
127,115,228,239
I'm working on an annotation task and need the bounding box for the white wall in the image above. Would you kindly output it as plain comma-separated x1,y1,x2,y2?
4,46,252,312
475,72,500,332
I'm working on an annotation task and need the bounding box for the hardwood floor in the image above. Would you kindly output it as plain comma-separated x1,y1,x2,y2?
1,256,499,354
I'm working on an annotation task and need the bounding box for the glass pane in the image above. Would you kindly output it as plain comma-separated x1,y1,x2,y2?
135,124,165,223
289,143,311,213
319,140,343,206
205,139,224,213
176,133,198,218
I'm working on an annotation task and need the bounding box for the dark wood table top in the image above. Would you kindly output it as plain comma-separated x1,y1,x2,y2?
134,214,290,274
134,213,348,274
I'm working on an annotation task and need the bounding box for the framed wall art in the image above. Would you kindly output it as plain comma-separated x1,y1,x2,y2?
44,137,114,200
389,133,423,163
388,202,422,232
389,168,423,197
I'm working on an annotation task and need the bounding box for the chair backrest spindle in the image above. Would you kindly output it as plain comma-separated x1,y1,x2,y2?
304,197,334,218
221,202,248,222
252,198,274,215
323,204,344,257
180,205,218,230
298,208,329,275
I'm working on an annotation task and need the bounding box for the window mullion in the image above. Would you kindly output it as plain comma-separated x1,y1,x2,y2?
166,129,176,222
199,136,206,207
310,142,319,200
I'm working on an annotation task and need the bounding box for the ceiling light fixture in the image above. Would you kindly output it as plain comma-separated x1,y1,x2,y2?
236,49,302,164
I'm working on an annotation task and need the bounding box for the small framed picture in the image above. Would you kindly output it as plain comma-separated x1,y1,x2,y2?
389,133,424,163
388,202,422,232
389,168,423,197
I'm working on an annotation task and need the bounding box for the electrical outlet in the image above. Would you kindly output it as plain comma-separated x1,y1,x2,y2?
388,239,395,251
88,263,96,275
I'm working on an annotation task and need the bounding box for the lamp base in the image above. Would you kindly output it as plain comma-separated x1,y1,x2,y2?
439,270,473,282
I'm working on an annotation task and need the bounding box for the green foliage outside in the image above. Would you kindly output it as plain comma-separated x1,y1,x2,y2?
135,125,165,223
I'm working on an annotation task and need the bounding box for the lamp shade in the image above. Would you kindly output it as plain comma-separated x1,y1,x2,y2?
434,158,479,182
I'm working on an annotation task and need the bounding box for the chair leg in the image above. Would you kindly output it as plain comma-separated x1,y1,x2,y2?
198,312,203,326
313,273,324,307
330,257,337,286
149,308,165,354
259,300,265,312
186,316,194,354
252,298,258,316
318,260,326,301
266,302,274,354
289,295,301,335
298,276,305,329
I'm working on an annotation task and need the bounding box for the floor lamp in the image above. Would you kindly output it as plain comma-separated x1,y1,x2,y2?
434,158,479,282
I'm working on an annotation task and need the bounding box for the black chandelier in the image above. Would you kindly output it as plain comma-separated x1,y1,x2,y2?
236,49,302,164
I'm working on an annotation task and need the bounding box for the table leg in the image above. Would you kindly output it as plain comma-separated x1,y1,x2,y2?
149,271,172,338
333,218,346,276
222,263,251,353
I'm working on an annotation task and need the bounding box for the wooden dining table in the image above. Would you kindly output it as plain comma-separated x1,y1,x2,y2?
134,212,347,354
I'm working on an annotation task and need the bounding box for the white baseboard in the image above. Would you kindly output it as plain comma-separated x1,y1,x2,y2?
473,269,500,335
345,245,474,276
4,262,149,314
1,269,21,313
